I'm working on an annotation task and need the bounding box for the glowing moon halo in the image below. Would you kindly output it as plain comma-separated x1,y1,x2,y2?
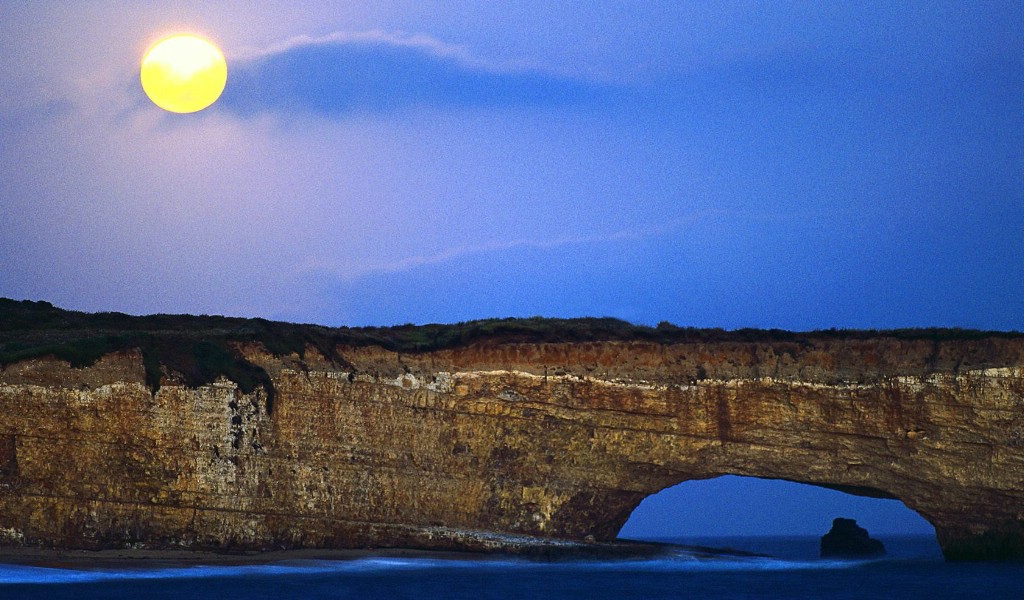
141,34,227,113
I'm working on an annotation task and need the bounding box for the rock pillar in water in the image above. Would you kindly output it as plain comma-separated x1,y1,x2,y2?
820,518,886,559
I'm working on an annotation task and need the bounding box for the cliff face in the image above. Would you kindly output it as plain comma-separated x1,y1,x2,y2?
1,328,1023,560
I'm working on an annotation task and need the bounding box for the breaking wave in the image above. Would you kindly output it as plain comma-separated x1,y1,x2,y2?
0,552,875,586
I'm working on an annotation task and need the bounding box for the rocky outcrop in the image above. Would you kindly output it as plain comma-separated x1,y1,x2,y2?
0,303,1022,561
820,518,885,558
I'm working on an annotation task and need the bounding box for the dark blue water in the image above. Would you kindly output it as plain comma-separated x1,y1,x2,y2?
0,536,1020,600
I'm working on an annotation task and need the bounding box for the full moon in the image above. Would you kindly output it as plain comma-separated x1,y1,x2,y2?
141,34,227,113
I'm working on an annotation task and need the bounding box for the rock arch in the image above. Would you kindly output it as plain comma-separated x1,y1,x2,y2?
1,333,1022,561
329,337,1023,561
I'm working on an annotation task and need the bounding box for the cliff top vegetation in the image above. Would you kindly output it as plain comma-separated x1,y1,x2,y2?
2,297,1020,402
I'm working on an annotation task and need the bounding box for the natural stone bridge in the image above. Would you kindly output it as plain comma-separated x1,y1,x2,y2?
0,303,1022,560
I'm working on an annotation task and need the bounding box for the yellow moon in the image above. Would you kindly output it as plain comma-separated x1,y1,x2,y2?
141,34,227,113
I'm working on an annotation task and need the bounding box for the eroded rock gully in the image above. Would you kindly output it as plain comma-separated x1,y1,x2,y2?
1,329,1023,560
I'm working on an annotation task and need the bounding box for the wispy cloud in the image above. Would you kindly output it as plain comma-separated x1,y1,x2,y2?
301,212,726,281
219,31,612,116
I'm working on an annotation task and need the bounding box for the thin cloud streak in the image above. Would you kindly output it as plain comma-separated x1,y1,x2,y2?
301,211,729,281
236,31,493,69
219,30,613,116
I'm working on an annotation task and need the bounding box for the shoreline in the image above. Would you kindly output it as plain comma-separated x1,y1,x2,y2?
0,547,494,570
0,540,764,571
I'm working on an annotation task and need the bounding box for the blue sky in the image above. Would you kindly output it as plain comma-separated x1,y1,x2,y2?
1,1,1020,538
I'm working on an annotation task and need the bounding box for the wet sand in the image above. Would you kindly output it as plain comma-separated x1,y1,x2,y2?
0,546,484,570
0,539,766,571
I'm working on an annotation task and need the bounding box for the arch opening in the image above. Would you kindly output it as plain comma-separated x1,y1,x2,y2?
616,475,941,559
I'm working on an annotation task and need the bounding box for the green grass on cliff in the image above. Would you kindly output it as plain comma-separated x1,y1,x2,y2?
1,298,1021,405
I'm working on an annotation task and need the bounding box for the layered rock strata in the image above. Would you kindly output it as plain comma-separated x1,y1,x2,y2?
1,323,1022,560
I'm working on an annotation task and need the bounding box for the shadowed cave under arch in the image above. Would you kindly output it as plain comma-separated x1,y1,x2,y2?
617,475,937,543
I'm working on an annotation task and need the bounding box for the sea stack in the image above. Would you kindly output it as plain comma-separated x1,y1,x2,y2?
820,518,886,559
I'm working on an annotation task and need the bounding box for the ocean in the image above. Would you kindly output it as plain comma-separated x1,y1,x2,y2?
0,536,1021,600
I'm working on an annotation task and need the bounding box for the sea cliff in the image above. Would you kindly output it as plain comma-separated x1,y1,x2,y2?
1,299,1022,560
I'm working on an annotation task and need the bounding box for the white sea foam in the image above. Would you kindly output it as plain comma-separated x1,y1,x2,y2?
0,551,887,585
0,557,518,585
